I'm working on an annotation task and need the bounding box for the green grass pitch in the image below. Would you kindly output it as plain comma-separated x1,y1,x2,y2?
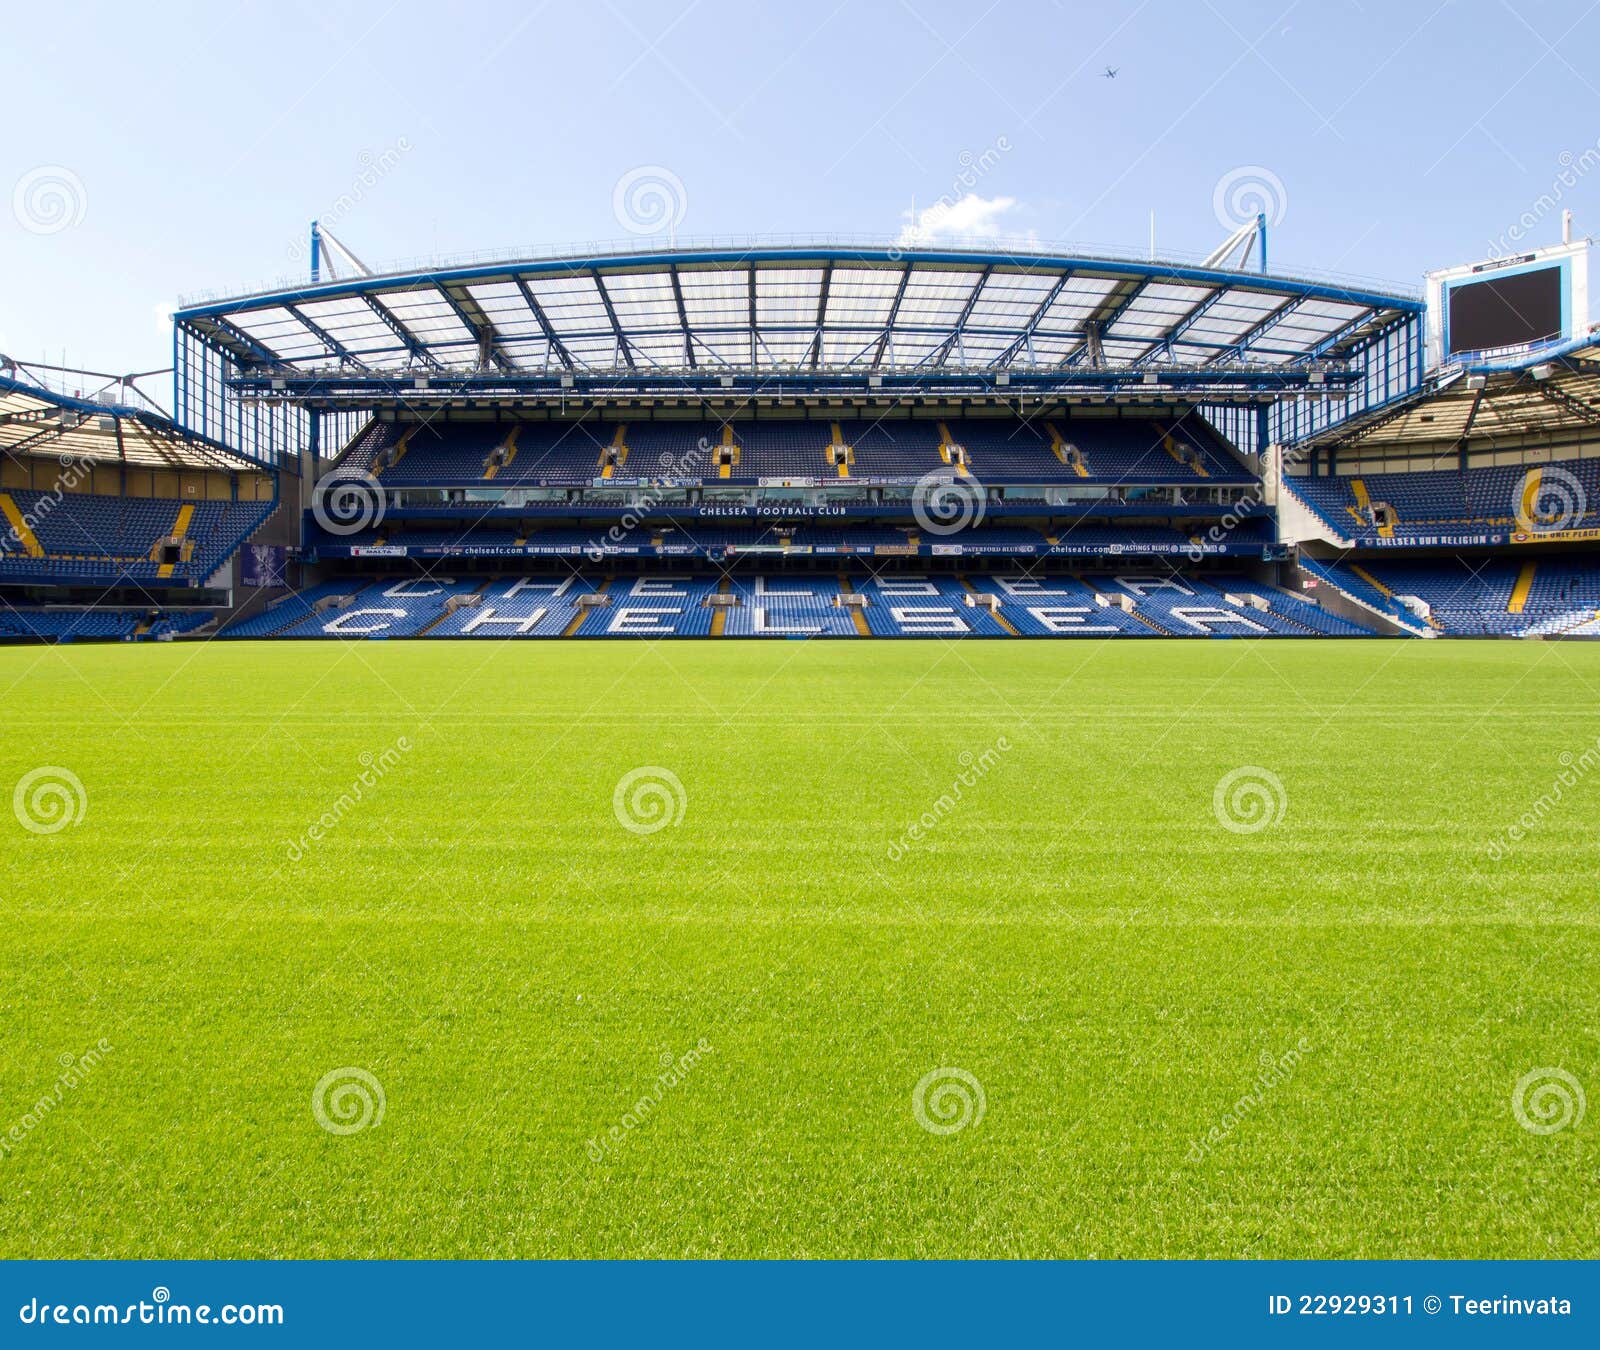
0,637,1595,1259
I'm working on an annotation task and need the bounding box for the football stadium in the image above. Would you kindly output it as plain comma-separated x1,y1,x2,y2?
8,229,1600,643
5,222,1598,1266
3,8,1599,1309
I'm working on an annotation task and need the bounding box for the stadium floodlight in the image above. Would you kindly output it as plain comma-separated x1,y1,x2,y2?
1531,363,1556,380
1466,375,1488,390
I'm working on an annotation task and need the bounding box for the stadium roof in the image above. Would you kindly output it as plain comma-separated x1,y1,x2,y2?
175,242,1421,397
1293,336,1600,452
0,368,261,472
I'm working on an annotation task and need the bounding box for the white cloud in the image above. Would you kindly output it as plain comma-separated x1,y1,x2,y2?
896,193,1026,247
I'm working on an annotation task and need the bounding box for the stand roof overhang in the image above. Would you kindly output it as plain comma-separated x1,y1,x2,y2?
175,245,1420,391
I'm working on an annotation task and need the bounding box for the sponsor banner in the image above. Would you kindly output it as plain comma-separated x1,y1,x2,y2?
1511,527,1600,544
1370,533,1506,548
240,543,287,587
1047,541,1239,557
873,544,918,556
930,544,964,556
349,545,407,558
757,477,827,488
695,504,850,518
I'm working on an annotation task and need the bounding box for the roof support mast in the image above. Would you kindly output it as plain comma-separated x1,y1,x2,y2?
1203,213,1269,274
310,221,373,284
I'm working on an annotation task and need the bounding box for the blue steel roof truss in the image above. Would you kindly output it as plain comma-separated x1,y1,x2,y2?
175,246,1421,407
512,278,576,371
363,294,444,371
1134,285,1228,367
284,302,369,370
994,269,1076,369
435,284,513,372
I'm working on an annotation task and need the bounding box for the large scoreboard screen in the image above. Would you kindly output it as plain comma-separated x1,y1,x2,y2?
1446,265,1563,355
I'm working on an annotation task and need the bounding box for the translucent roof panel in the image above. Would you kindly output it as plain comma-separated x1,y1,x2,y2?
599,272,681,331
379,289,474,345
893,270,985,327
964,270,1062,327
463,282,547,339
755,268,823,325
679,268,750,329
0,377,260,470
175,246,1419,383
823,267,904,329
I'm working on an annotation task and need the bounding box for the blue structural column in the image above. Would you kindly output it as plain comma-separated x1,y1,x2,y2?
1257,212,1268,275
309,221,321,285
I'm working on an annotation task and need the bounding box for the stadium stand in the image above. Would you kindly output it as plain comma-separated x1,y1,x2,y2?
341,413,1253,488
0,491,273,585
218,568,1379,640
0,606,216,642
8,241,1595,645
1288,457,1600,544
1304,556,1600,637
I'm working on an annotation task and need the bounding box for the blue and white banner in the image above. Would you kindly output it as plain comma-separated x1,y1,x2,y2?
0,1260,1589,1345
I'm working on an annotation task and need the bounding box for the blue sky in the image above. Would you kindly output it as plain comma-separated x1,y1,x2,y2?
2,0,1596,388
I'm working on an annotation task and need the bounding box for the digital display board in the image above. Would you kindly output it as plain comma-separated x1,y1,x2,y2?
1446,266,1563,354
